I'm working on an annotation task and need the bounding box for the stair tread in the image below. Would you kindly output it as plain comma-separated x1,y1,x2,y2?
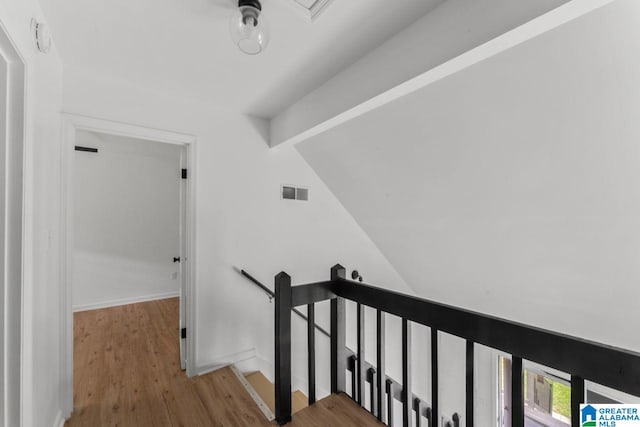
289,393,385,426
244,371,308,414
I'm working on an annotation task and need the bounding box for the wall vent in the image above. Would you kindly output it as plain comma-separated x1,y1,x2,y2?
281,185,309,201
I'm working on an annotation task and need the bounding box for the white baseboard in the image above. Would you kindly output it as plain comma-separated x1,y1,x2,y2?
53,409,65,427
72,291,180,312
197,348,257,376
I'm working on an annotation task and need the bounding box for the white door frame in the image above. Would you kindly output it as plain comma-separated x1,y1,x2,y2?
0,19,26,427
59,113,198,418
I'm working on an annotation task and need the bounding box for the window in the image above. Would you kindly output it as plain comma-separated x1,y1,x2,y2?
498,356,570,427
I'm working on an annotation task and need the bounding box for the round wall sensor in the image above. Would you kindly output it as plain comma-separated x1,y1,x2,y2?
31,19,52,54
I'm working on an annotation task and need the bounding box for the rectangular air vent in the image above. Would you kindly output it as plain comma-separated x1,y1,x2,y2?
281,185,309,201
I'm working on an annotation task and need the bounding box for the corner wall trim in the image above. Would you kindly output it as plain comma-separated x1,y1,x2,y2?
53,410,65,427
72,291,180,312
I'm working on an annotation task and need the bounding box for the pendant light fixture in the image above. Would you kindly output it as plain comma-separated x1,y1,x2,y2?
229,0,270,55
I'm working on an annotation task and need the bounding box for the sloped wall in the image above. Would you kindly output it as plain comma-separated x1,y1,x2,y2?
298,0,640,419
300,0,640,352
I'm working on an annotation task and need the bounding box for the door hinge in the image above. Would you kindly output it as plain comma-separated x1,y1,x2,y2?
173,257,181,263
181,168,188,179
181,328,187,339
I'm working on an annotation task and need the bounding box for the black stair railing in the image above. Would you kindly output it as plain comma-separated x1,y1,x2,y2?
239,267,452,424
271,264,640,427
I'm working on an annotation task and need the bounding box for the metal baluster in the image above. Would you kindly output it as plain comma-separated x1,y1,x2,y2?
453,412,460,427
350,355,357,398
357,303,365,405
377,310,386,422
415,398,423,427
431,328,439,427
369,368,377,414
274,272,292,425
330,264,346,394
466,341,474,427
307,303,316,404
571,375,585,427
402,319,412,427
387,379,394,427
511,356,524,427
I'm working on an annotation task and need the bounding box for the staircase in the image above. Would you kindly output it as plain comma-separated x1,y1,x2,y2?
238,266,640,426
243,370,308,418
230,365,382,426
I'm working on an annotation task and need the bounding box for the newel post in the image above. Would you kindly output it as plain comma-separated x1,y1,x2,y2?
330,264,347,393
275,272,292,425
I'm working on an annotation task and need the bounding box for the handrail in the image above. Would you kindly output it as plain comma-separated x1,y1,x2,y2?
289,273,640,398
238,268,331,338
273,264,640,427
333,278,640,397
240,269,275,301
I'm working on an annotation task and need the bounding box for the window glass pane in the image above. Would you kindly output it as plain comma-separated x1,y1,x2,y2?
497,356,570,427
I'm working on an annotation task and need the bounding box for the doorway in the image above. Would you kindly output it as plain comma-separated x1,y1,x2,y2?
61,115,196,417
0,21,25,427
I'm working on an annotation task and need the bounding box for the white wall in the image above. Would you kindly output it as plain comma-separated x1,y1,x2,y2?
0,1,64,427
297,0,640,421
72,130,181,310
61,66,412,403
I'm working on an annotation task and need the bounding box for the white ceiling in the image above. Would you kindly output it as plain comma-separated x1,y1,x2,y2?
38,0,443,118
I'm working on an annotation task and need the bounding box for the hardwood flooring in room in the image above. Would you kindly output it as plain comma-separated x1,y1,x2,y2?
66,297,382,426
66,298,266,426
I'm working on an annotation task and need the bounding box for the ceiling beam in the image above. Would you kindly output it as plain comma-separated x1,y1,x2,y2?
269,0,613,149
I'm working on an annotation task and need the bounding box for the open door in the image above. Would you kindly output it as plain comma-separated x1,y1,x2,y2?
179,146,188,370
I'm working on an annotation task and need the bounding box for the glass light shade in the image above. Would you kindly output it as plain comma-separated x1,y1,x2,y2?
229,5,269,55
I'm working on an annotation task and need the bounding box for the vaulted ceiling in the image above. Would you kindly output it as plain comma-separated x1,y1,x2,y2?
37,0,442,117
296,0,640,351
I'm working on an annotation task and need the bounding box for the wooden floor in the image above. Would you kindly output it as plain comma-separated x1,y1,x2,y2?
66,298,383,426
288,394,385,427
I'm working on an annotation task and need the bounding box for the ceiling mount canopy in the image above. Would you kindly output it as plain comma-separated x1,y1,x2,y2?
230,0,270,55
239,0,261,10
